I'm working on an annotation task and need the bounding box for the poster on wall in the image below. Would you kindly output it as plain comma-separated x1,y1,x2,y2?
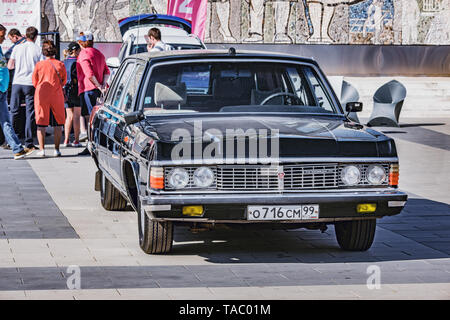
0,0,41,53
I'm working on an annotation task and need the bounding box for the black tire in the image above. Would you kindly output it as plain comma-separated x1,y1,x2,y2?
100,171,127,211
335,219,376,251
138,202,174,254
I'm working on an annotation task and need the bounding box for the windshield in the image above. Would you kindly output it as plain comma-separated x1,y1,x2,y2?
141,61,339,114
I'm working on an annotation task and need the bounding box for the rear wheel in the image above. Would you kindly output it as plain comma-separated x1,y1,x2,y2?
335,219,376,251
138,202,174,254
100,171,127,211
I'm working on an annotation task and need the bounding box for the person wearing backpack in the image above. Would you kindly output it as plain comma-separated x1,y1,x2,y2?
62,42,82,147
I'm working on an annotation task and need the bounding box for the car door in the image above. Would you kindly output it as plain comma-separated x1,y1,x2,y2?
97,60,136,184
110,61,147,185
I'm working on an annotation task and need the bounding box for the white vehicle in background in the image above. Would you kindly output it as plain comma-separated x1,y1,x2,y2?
107,14,206,76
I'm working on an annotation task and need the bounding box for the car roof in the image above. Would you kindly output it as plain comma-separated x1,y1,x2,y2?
130,49,318,66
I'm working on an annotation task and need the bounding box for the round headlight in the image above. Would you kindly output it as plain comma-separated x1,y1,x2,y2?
167,168,189,189
367,165,386,185
341,165,361,186
193,167,215,188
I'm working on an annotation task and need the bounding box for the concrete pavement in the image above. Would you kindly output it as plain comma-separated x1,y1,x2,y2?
0,118,448,299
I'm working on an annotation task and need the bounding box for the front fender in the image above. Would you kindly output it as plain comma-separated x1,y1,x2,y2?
122,158,141,211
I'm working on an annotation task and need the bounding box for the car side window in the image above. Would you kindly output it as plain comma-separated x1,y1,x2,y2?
121,63,145,113
118,42,128,61
111,62,135,109
302,66,334,112
285,67,316,106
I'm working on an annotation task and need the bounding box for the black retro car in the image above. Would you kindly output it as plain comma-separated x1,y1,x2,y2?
89,49,407,254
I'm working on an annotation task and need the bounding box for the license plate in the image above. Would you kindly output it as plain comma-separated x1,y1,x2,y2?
247,205,319,221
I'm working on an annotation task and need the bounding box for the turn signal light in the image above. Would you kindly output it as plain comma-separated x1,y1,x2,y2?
357,203,377,214
182,206,204,216
150,167,164,189
389,164,399,187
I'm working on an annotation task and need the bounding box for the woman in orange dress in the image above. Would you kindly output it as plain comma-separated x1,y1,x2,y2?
32,40,67,157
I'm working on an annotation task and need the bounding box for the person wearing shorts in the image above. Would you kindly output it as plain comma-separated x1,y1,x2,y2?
32,40,67,157
63,41,82,147
76,31,110,156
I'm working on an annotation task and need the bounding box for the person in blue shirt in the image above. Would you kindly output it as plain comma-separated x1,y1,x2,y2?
0,29,26,148
0,24,34,159
4,28,26,61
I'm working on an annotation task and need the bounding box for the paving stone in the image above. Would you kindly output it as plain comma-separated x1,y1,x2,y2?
1,121,449,298
0,150,78,241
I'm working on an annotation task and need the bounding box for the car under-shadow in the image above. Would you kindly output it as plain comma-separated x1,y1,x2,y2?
169,195,450,264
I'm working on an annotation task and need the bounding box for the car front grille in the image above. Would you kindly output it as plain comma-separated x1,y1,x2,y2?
283,164,339,190
216,165,281,190
215,164,341,190
164,163,390,191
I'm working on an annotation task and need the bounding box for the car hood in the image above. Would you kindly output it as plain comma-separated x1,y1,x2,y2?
144,114,397,160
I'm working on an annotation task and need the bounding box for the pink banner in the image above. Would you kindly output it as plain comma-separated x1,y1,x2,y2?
167,0,207,41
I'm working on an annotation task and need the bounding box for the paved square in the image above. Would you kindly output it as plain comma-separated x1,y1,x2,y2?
0,118,449,299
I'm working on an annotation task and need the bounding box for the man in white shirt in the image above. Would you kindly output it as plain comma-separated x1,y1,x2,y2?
7,26,43,149
146,28,171,52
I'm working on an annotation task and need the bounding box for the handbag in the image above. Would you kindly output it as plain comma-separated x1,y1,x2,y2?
49,60,68,103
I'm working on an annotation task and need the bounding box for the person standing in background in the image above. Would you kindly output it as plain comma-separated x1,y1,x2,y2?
0,24,34,159
0,29,26,149
32,40,67,157
5,29,26,61
7,26,43,151
146,28,171,52
76,31,110,156
62,41,82,148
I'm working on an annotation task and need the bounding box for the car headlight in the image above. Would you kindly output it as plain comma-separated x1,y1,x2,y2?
167,168,189,189
193,167,215,188
367,165,386,185
341,165,361,186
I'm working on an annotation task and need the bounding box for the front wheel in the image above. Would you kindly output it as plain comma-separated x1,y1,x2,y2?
334,219,376,251
138,203,174,254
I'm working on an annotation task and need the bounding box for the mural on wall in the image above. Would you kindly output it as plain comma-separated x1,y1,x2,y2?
42,0,450,44
130,0,167,15
349,0,395,44
42,0,129,42
423,0,450,44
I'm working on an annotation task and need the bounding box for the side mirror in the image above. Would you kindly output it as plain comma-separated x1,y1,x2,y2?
346,102,363,113
106,57,120,69
124,110,144,125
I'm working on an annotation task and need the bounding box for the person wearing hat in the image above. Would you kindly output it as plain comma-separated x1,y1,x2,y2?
76,31,110,156
62,41,82,147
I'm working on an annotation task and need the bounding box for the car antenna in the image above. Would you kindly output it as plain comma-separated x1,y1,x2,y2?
228,47,236,56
